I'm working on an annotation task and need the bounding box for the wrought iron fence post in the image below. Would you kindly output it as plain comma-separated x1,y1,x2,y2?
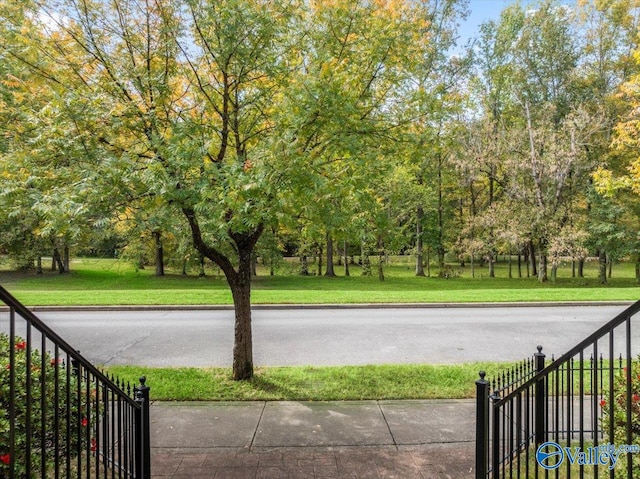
134,376,151,479
476,371,490,479
534,345,546,445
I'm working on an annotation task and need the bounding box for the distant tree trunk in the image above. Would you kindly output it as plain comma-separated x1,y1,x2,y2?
528,240,537,277
63,245,70,273
153,231,164,276
537,253,548,283
52,248,64,274
198,253,206,277
470,254,475,278
416,206,425,276
317,244,323,276
607,253,612,279
437,247,445,269
488,251,495,278
571,260,576,278
550,264,557,283
36,256,43,274
508,248,513,279
343,240,350,277
299,255,309,276
436,152,446,268
325,233,336,277
251,254,258,277
578,259,585,278
182,259,188,275
361,242,371,276
426,248,431,277
377,236,385,281
599,250,607,284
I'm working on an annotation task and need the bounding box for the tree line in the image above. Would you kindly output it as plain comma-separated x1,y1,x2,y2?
1,0,639,378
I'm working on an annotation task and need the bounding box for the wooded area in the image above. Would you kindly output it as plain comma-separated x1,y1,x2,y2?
1,0,640,378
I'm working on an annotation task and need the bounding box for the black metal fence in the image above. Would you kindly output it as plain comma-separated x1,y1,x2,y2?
476,300,640,479
0,284,150,479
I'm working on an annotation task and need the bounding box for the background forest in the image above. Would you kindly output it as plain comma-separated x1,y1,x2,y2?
1,0,639,284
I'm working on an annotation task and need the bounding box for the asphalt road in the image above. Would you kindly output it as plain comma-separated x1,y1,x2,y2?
2,304,636,367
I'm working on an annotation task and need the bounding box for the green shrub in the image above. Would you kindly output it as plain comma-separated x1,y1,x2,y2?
0,333,93,478
600,358,640,477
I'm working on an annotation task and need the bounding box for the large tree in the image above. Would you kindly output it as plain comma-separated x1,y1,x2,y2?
2,0,429,379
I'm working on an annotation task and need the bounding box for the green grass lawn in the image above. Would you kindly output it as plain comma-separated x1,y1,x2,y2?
0,256,638,306
104,363,507,401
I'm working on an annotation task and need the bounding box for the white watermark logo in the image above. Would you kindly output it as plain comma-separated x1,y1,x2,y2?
536,441,640,471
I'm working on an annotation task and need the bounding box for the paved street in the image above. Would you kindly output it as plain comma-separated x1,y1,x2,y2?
2,304,633,367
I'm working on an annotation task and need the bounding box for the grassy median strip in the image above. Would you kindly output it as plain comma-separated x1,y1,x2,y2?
103,363,510,401
2,257,639,305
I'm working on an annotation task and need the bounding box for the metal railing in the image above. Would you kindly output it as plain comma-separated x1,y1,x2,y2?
476,300,640,479
0,284,150,479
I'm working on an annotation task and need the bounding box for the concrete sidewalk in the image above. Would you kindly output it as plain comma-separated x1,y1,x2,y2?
150,399,476,478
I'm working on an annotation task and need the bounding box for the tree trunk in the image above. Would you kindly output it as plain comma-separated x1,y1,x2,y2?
377,237,385,282
317,244,323,276
325,233,336,277
426,249,431,277
153,231,164,276
578,259,584,278
508,249,512,279
198,253,206,277
571,260,576,278
416,206,425,276
528,240,537,277
299,255,309,275
488,251,495,278
550,264,557,283
607,253,612,279
517,251,522,278
599,250,607,284
635,254,640,284
343,240,350,277
537,254,548,283
251,254,258,276
36,256,43,274
361,242,371,276
51,249,58,272
436,152,445,268
182,207,263,381
228,250,254,381
471,254,475,278
63,245,70,273
53,248,64,274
